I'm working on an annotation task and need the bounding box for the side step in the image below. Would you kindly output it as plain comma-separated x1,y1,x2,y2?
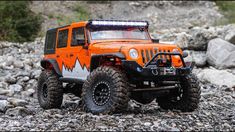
59,77,84,84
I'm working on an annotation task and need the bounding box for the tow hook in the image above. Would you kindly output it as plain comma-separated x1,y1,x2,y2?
151,68,158,76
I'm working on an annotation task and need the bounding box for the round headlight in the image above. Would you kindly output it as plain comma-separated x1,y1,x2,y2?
172,48,180,58
129,49,139,59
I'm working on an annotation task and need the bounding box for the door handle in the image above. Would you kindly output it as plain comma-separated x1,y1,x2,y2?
70,54,74,57
56,55,60,58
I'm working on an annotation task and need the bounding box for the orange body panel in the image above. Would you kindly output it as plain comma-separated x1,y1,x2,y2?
89,42,183,67
44,21,183,79
44,22,90,72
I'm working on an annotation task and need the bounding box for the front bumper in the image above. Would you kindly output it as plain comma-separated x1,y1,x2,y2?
122,52,194,81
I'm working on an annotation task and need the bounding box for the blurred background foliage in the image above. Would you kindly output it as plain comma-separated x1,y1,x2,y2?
0,1,42,42
0,1,90,42
215,1,235,25
55,3,90,26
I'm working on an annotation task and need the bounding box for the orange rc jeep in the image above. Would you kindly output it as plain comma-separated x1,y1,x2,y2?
37,20,200,114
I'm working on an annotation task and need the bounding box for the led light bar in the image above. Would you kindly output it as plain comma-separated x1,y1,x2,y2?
90,20,148,27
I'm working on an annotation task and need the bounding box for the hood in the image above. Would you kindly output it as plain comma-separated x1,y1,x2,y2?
89,41,180,53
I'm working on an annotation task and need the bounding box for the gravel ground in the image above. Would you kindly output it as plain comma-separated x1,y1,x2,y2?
0,83,234,131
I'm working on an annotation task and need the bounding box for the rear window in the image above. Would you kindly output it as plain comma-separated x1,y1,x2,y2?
44,29,56,54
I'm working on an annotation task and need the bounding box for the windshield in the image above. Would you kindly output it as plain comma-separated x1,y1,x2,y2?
89,27,150,40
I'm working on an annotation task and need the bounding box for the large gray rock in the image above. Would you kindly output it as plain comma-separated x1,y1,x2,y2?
175,32,190,49
206,38,235,69
225,30,235,44
166,27,217,51
187,27,217,50
218,24,235,43
197,67,235,88
184,50,207,67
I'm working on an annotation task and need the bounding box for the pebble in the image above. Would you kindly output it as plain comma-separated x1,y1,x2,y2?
144,122,152,126
0,100,9,112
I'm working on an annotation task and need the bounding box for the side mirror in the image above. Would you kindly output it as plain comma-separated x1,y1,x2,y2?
182,51,188,58
83,45,88,49
152,39,159,43
77,39,85,45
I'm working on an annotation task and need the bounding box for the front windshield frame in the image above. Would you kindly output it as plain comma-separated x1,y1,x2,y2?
88,27,151,41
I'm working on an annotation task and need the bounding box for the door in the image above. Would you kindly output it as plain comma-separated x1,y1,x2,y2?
55,27,71,75
61,26,90,80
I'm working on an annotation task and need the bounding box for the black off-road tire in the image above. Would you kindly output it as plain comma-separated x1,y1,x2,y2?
37,70,63,109
81,66,130,114
157,74,201,112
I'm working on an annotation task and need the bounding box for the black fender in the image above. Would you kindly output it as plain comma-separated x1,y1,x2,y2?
90,52,126,72
40,59,62,76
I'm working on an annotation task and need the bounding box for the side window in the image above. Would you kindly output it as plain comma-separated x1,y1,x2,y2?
57,29,68,48
71,27,85,46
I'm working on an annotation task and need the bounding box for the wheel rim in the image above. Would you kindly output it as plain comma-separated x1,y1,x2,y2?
42,83,48,100
169,84,184,102
177,84,184,100
92,81,110,106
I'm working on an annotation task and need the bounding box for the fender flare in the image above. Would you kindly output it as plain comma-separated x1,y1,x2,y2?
40,59,62,76
90,52,126,72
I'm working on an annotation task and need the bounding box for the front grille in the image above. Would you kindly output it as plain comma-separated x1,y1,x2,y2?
141,48,171,64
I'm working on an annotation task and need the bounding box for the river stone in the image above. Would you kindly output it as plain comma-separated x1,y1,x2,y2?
21,88,35,97
4,76,17,84
5,107,32,117
187,27,217,50
225,30,235,44
7,98,28,107
0,100,9,112
184,50,207,67
197,67,235,88
0,88,11,96
13,61,24,69
0,82,8,89
9,84,23,94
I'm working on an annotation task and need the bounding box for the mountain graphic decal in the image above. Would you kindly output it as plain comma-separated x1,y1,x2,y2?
62,59,89,80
